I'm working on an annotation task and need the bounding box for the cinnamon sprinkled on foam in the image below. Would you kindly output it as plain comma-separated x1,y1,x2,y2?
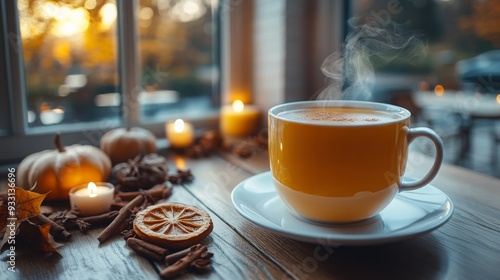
281,111,383,123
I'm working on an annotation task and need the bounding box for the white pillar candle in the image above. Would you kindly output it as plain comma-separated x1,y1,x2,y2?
69,182,114,216
166,119,194,148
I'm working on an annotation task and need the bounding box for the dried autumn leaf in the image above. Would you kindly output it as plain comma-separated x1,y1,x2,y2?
15,187,47,222
38,223,62,255
1,188,55,253
16,221,62,255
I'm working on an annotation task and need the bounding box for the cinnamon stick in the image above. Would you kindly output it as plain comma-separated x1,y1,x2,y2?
111,200,128,210
164,244,199,265
128,240,163,261
160,245,208,279
80,210,119,226
189,258,212,273
32,214,72,241
128,237,168,256
97,195,145,244
127,237,168,261
116,183,171,201
127,237,168,262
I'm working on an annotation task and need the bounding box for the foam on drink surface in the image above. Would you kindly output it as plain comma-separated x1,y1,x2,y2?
278,108,398,124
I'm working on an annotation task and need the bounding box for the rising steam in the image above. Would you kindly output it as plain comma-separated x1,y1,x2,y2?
317,15,428,100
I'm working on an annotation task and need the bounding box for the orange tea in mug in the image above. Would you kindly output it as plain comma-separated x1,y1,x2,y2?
268,101,443,223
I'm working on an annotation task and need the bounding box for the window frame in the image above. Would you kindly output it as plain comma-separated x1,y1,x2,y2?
0,0,221,165
0,0,12,138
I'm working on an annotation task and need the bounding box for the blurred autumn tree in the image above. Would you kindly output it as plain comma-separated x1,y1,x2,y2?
137,0,215,95
18,0,213,96
460,0,500,47
18,0,216,123
19,0,118,96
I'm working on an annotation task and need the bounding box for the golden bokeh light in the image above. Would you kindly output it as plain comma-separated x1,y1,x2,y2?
165,0,206,22
140,6,154,20
85,0,97,10
53,7,90,37
99,3,117,30
434,85,445,96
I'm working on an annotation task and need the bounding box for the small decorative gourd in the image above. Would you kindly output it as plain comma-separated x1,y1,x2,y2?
17,134,112,200
100,127,157,165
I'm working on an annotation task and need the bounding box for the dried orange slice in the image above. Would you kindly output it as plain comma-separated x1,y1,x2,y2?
133,202,213,248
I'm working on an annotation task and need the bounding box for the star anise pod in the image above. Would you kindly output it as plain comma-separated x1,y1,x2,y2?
112,153,168,192
113,154,145,179
47,208,80,227
233,142,255,158
185,130,223,158
168,169,194,185
121,228,137,240
75,219,91,233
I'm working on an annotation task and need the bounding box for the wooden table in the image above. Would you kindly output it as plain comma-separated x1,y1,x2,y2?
1,148,500,279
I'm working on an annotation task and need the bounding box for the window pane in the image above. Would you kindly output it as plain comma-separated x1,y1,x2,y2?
0,89,9,136
18,0,119,128
138,0,219,121
351,0,499,97
0,39,9,136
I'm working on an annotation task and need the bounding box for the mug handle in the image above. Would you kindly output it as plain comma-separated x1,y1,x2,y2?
400,127,444,191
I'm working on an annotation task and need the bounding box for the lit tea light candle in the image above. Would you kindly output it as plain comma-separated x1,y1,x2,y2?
166,119,194,148
69,182,114,216
434,85,444,97
175,156,187,170
40,107,65,125
220,100,260,137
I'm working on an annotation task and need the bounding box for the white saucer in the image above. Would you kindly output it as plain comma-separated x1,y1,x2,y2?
231,171,453,246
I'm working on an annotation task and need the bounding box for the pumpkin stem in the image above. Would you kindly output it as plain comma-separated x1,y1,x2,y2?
55,134,66,152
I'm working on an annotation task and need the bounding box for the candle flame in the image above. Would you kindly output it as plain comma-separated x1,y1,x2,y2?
53,108,64,114
496,94,500,104
39,102,51,111
232,100,244,113
175,156,186,170
434,85,444,96
174,119,185,133
88,182,97,198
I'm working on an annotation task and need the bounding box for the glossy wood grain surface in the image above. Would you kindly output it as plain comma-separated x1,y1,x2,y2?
1,149,499,279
